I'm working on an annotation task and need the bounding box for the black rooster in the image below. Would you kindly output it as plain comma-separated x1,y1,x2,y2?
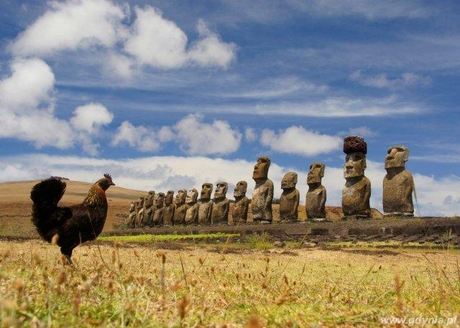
30,174,115,264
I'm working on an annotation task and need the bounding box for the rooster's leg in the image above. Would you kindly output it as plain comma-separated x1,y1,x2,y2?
60,247,73,266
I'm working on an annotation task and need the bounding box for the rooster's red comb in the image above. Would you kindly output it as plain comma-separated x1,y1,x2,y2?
104,173,113,182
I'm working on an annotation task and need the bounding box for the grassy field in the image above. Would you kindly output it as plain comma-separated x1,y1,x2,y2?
1,238,459,327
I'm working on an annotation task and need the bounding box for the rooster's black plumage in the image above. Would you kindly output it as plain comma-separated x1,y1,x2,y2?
31,174,115,264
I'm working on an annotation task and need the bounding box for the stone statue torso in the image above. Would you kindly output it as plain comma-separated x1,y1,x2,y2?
251,178,274,221
342,176,371,217
279,188,299,222
306,185,326,219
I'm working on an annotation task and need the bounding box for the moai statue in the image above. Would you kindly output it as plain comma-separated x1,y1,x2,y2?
163,190,175,226
198,183,213,225
136,196,145,226
144,191,155,226
185,188,199,225
342,136,371,219
128,201,136,228
173,189,187,225
232,181,249,224
383,146,415,216
152,192,165,225
279,172,300,223
306,162,327,221
251,156,274,223
211,182,230,225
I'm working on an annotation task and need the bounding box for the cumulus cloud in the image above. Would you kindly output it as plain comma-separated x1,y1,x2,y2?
245,128,257,142
71,103,114,134
124,6,188,69
0,58,74,148
10,1,236,76
188,19,237,68
260,126,342,156
0,58,115,154
112,121,164,152
174,114,242,156
350,70,432,89
70,103,114,155
10,0,127,56
112,114,242,156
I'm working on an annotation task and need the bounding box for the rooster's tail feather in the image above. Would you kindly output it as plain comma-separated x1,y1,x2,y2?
30,178,71,241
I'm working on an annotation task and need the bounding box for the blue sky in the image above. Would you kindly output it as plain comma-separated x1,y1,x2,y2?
1,0,460,216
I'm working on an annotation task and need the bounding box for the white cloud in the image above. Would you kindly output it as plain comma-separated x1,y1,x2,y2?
299,0,431,20
348,126,377,138
1,154,458,216
0,58,55,112
226,76,328,99
350,70,432,89
10,2,236,75
0,58,75,148
174,114,242,156
124,6,188,69
71,103,114,134
112,121,162,152
105,53,135,80
111,115,242,156
10,0,127,56
70,103,114,155
245,128,257,142
188,19,237,68
0,58,116,154
208,96,421,117
260,126,342,156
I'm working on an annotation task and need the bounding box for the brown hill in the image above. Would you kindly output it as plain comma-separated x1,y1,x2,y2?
0,179,145,237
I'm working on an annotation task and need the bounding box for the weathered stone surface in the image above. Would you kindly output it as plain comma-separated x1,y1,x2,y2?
136,196,145,226
342,136,371,218
128,201,136,228
251,157,274,223
343,135,367,155
306,162,327,220
152,192,165,226
163,190,175,226
173,189,187,225
279,172,299,223
383,146,414,216
185,188,198,224
198,183,213,225
232,181,249,224
144,191,155,226
211,182,229,224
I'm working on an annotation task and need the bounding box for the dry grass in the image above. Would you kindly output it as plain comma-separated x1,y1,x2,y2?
1,240,459,327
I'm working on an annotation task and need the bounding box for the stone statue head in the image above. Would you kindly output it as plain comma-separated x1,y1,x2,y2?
252,156,271,180
165,190,174,205
155,192,165,208
281,172,298,190
200,183,213,200
343,152,367,179
214,182,228,199
175,189,186,205
186,188,198,204
234,180,248,198
307,162,325,185
385,145,409,169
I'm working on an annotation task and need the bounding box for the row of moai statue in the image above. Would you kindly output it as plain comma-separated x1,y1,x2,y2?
127,135,415,227
127,180,249,228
